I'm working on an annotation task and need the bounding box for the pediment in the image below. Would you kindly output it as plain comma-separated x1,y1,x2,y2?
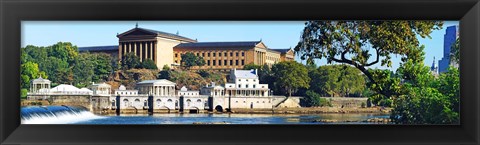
255,41,268,49
117,28,157,38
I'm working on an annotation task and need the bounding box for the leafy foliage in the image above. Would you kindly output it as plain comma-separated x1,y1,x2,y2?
303,90,332,107
158,65,172,80
141,59,158,70
271,61,310,97
309,64,365,97
121,52,142,70
181,52,206,69
295,21,443,97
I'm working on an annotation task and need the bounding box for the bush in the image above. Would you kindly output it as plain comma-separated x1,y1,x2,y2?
20,89,28,99
197,70,210,78
141,59,158,69
304,90,332,107
361,102,366,108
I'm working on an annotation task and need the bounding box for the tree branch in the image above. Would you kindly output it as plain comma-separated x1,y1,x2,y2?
365,48,380,67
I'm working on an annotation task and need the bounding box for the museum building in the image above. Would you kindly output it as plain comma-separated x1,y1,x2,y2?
78,26,295,72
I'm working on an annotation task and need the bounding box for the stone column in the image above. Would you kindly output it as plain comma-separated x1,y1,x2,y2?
123,43,127,56
118,42,123,61
134,42,137,56
152,42,158,62
145,42,149,60
129,42,132,53
139,42,143,61
150,42,153,61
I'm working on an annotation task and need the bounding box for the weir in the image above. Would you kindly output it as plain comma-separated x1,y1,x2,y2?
21,106,102,124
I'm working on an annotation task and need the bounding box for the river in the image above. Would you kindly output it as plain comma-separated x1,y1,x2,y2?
21,106,391,124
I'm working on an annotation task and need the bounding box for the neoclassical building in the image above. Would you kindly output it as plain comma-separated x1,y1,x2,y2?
78,26,295,72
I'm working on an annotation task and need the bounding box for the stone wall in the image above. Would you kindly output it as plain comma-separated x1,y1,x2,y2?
322,97,368,108
49,95,92,110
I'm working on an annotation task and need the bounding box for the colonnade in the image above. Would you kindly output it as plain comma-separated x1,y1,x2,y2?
119,41,157,62
255,50,266,65
226,89,268,97
141,86,175,96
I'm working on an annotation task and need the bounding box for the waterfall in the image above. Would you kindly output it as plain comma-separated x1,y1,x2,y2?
21,106,104,124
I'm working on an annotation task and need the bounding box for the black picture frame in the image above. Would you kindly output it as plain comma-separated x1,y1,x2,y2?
1,0,479,145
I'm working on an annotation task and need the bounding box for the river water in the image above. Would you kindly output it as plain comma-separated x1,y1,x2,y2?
21,106,390,124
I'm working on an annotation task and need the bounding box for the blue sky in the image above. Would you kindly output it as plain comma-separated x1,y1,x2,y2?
22,21,458,71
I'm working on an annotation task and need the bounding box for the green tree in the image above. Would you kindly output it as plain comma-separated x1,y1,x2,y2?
295,21,443,98
181,52,206,69
92,53,113,82
271,61,310,97
121,52,141,70
141,59,158,69
20,61,47,90
73,53,95,88
158,65,172,80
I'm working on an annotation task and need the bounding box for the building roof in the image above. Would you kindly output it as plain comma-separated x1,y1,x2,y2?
117,27,197,43
233,69,258,79
50,84,92,93
270,48,292,54
31,76,51,83
90,82,111,88
137,79,176,86
174,41,262,48
78,45,118,52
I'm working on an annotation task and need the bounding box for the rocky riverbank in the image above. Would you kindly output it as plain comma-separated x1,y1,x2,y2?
230,106,391,114
312,117,392,124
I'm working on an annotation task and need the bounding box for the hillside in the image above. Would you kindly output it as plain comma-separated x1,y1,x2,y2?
107,69,227,91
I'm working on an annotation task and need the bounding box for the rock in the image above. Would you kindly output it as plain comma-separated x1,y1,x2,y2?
193,121,230,124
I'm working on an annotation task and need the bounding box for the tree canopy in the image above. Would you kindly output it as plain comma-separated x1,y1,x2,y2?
295,21,443,97
271,61,310,97
181,52,206,69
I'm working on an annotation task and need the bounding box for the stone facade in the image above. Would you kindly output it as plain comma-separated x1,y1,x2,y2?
81,26,295,72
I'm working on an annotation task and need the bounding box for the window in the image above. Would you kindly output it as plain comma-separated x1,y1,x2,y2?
225,52,228,56
224,60,227,66
197,99,202,102
246,85,249,88
208,53,211,57
238,79,241,82
207,60,210,65
236,60,239,65
219,52,222,57
187,99,191,102
168,99,172,102
242,52,245,56
236,52,239,56
238,84,241,88
213,53,216,57
230,52,233,56
202,53,205,57
197,53,200,56
246,79,248,82
213,60,216,66
175,53,178,57
253,85,256,88
218,60,222,66
242,60,244,65
230,60,233,65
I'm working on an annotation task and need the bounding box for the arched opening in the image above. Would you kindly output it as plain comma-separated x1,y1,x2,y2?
123,99,129,107
156,99,161,107
189,107,199,114
215,105,223,112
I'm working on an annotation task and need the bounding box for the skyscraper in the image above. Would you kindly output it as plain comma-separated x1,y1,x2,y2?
438,25,459,73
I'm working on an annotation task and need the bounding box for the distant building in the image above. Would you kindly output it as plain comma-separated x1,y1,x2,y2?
78,26,295,72
438,25,459,73
430,57,438,76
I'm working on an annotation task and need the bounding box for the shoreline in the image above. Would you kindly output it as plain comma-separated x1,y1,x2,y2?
91,106,391,115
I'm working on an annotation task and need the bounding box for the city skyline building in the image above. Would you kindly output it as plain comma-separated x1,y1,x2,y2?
438,25,459,73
